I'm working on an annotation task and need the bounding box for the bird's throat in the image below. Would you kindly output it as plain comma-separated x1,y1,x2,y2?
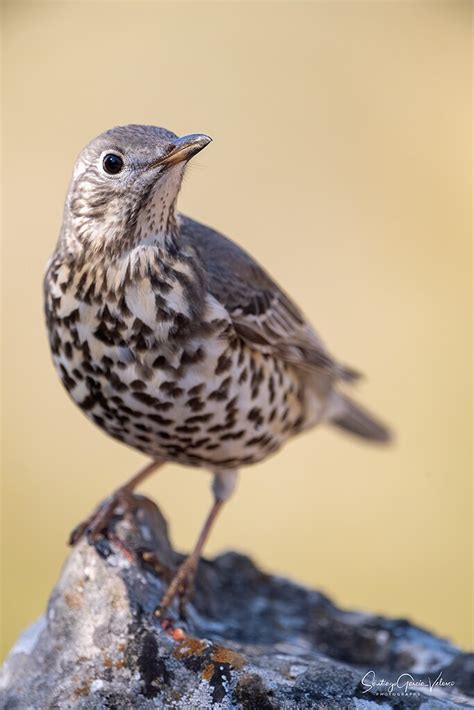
132,165,185,252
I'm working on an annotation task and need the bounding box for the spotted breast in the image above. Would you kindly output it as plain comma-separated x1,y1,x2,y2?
44,235,308,472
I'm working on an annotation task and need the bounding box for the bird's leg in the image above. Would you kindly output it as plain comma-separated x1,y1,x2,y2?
155,469,238,619
156,498,223,618
69,459,164,545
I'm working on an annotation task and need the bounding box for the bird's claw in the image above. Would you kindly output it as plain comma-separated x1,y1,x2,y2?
68,489,137,546
154,557,198,620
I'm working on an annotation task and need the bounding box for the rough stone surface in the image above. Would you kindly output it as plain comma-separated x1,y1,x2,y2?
1,496,472,709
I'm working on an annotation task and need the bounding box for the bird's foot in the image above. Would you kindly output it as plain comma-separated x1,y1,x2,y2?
69,487,138,546
154,555,199,620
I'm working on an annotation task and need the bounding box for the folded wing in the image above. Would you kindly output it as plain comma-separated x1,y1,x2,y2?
180,216,360,383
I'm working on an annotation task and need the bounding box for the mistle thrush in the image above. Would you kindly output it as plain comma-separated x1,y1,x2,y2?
44,124,390,615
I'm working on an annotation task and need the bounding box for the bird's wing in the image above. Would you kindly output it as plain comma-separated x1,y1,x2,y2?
180,216,360,382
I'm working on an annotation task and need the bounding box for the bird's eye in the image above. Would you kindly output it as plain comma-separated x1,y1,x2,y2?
102,153,124,175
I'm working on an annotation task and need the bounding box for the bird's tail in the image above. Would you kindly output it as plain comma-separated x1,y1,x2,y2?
329,394,391,443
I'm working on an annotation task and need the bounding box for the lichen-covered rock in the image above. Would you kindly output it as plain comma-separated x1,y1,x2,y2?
1,496,472,709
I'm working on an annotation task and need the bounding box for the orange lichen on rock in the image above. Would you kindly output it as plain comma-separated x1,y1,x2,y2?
201,663,215,682
64,591,82,609
171,627,186,641
172,637,207,660
211,646,245,669
73,682,90,698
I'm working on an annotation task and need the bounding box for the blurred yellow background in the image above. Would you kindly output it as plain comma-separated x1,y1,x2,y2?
1,1,472,658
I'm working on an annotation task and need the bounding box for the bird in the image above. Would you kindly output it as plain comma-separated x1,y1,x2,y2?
44,124,390,616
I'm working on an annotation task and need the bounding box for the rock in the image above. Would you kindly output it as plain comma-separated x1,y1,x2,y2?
0,495,472,709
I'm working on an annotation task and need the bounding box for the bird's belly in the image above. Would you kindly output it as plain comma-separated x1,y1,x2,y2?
52,328,306,469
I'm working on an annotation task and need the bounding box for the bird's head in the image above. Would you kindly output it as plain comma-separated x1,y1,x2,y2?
62,124,211,257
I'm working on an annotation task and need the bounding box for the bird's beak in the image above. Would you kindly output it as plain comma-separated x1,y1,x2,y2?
152,134,212,169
